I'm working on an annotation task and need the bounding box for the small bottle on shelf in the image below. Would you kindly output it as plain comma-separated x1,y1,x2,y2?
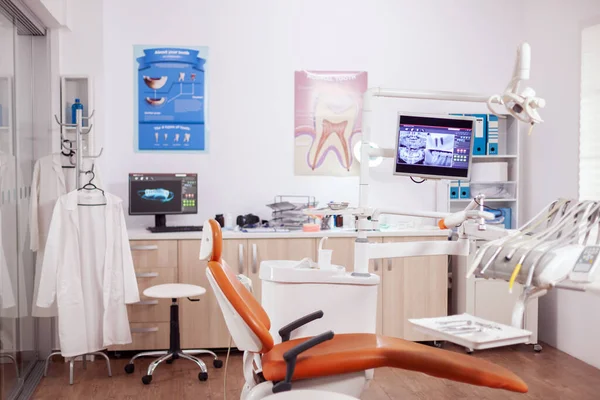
71,98,84,124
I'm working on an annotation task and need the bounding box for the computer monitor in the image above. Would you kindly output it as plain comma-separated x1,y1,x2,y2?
394,113,475,180
129,173,198,228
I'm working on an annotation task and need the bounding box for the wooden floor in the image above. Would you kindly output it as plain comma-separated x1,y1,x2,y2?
32,343,600,400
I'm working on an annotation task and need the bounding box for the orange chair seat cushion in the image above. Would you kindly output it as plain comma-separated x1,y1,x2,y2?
261,333,527,393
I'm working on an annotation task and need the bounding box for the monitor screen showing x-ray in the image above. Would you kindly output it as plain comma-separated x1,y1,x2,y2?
394,114,475,180
129,173,198,215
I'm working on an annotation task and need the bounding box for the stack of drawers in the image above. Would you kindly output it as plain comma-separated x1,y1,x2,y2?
109,240,178,351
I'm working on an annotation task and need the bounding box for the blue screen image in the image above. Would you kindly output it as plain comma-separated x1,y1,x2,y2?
138,188,175,203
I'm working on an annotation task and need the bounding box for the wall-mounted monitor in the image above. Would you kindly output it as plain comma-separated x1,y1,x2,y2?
394,113,475,180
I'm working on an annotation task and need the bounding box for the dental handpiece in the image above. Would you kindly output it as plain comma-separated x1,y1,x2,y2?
467,199,565,279
505,200,588,261
480,200,565,273
518,202,600,289
506,203,594,291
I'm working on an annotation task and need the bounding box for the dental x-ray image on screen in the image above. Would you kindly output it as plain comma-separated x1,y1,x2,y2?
398,130,455,167
394,114,474,180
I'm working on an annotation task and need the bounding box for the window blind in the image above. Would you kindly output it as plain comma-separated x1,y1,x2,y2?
580,24,600,200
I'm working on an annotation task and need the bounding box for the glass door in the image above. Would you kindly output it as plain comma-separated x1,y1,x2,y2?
0,12,21,399
0,9,49,398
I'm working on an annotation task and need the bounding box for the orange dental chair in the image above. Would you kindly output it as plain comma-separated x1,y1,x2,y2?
200,220,527,399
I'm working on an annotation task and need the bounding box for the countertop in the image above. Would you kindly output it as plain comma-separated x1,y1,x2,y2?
127,227,450,241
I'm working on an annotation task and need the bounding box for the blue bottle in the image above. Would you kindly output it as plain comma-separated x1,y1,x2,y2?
71,98,84,124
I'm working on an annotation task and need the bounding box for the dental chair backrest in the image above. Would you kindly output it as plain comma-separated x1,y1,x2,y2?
202,219,274,354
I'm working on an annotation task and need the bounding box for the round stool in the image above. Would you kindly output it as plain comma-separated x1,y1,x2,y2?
264,390,359,399
123,283,223,384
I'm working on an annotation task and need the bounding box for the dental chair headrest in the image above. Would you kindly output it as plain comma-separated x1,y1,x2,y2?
200,219,222,262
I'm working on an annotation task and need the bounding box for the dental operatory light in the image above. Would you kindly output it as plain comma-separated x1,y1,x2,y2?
353,141,384,167
487,43,545,129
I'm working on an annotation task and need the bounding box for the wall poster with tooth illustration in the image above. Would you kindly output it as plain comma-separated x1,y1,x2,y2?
134,45,208,152
294,70,368,176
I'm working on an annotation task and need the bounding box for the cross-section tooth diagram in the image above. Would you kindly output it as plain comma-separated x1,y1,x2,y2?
294,71,368,176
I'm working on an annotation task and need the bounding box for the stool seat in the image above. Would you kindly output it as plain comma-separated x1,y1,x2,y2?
143,283,206,299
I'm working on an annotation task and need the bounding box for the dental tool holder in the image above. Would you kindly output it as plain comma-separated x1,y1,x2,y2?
470,199,600,329
54,108,102,189
268,195,317,230
410,314,532,351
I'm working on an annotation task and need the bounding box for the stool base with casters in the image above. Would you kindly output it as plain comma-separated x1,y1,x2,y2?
123,284,222,384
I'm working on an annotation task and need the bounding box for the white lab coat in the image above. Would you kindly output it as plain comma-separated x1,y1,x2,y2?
36,190,139,357
30,153,101,317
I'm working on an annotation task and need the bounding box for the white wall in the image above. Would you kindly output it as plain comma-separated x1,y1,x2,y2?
100,0,524,228
521,0,600,369
57,0,104,153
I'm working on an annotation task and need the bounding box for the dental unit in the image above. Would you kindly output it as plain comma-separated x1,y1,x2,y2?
197,43,551,399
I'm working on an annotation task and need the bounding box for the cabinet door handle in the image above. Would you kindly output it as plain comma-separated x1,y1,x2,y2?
374,259,379,272
131,327,158,333
131,245,158,251
238,244,245,274
252,243,258,274
387,259,392,271
134,300,159,305
135,272,159,278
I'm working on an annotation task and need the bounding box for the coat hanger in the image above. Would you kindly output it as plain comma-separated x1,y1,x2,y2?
61,139,76,168
77,168,107,206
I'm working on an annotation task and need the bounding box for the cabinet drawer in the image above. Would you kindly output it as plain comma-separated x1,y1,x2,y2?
130,240,178,269
128,268,177,322
108,322,170,351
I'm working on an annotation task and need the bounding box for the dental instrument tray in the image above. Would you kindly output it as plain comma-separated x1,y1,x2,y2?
268,195,318,230
409,314,532,350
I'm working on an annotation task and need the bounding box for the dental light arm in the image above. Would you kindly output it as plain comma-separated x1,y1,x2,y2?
486,43,545,125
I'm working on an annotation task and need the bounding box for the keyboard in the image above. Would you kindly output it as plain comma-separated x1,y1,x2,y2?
148,225,203,233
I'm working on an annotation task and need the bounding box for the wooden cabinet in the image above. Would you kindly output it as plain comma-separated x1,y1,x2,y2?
130,240,178,269
128,268,177,322
115,322,171,351
246,239,316,302
178,240,231,349
382,237,448,341
223,239,248,276
110,240,178,351
319,237,384,335
369,257,384,335
122,234,450,350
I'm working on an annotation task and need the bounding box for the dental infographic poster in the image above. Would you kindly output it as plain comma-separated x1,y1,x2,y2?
134,45,208,152
294,71,368,176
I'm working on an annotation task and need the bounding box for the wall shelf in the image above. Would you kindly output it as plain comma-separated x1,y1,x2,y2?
450,198,517,203
60,75,94,153
472,155,517,160
447,114,521,228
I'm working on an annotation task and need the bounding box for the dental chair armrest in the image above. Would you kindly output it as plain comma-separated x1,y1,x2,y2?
272,331,335,394
278,310,324,342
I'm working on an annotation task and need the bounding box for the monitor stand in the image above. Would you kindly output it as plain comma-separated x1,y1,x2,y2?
154,214,167,229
